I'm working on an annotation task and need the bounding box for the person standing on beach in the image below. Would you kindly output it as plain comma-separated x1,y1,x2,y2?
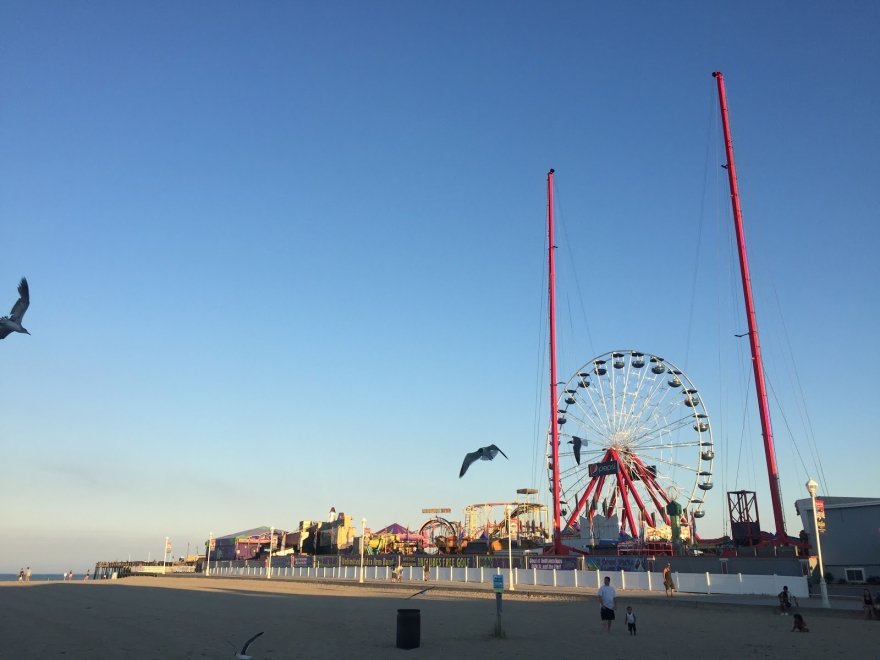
598,576,616,632
18,569,23,582
25,567,31,582
863,588,875,619
663,563,675,596
423,562,430,582
625,606,637,635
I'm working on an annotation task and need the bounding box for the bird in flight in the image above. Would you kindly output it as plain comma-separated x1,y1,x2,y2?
0,278,30,340
459,444,508,478
568,436,585,465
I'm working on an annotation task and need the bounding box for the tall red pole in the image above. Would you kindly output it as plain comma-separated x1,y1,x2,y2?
547,168,563,553
713,72,787,540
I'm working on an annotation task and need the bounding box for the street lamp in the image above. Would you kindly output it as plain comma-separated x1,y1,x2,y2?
267,527,274,580
507,505,515,592
205,532,213,576
806,479,830,608
359,518,367,584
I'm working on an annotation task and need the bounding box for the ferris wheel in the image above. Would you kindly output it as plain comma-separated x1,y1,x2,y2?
549,350,715,538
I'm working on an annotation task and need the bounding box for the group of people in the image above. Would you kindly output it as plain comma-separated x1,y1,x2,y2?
597,567,813,635
597,565,674,635
17,567,31,582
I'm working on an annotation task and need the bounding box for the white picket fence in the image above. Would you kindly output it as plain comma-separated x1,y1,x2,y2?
205,563,808,599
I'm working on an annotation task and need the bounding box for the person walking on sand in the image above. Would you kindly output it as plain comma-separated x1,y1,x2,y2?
625,606,637,635
18,568,23,582
663,563,675,596
863,588,875,619
598,576,616,633
423,562,430,582
25,566,31,582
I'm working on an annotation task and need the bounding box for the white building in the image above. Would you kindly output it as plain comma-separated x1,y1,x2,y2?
794,496,880,583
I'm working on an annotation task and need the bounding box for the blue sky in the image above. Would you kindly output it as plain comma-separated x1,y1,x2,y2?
1,2,877,571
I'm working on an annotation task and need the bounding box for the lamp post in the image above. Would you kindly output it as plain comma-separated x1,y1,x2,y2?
806,479,830,608
267,527,274,580
507,505,515,592
359,518,367,584
205,532,213,576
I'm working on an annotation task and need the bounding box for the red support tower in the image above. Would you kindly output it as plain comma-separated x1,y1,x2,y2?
547,169,563,554
713,72,787,540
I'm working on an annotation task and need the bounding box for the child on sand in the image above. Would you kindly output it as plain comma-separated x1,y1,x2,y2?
791,613,809,632
625,606,637,635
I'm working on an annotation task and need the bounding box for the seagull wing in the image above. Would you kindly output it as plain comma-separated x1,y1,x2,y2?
0,325,12,340
10,278,29,321
570,437,582,465
240,631,264,654
485,444,508,460
459,450,481,478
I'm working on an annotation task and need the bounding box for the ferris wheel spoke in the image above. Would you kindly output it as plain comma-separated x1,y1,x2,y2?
627,375,675,430
628,415,698,444
568,380,615,438
563,406,613,441
591,368,616,434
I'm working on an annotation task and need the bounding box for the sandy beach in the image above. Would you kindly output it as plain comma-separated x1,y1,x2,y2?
1,576,876,659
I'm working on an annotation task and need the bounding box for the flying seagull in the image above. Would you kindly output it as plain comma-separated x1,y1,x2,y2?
568,436,585,465
0,278,30,340
234,631,263,660
459,444,508,478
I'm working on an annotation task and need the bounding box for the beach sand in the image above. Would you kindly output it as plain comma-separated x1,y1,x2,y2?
1,576,875,658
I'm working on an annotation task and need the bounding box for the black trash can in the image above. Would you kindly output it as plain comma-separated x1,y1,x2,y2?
396,608,420,649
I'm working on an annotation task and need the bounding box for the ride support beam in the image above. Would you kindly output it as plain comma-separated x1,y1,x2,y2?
713,71,786,540
611,450,653,534
627,452,670,523
547,168,563,554
565,447,614,530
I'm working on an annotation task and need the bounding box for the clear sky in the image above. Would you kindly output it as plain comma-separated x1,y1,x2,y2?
1,2,877,572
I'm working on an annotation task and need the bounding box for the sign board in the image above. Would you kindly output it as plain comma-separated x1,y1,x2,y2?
588,460,619,477
209,539,216,550
492,574,504,593
815,499,826,534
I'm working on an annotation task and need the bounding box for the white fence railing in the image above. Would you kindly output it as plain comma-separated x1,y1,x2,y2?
204,564,808,598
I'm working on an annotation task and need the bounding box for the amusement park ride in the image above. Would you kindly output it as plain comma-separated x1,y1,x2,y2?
365,73,797,559
541,71,793,555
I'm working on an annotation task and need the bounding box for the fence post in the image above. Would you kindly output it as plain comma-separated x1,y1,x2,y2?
574,569,578,588
648,571,653,591
464,566,468,583
706,571,711,595
597,571,602,589
621,569,626,591
553,568,557,587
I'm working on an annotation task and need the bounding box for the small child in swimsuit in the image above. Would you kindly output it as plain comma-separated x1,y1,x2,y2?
625,606,637,635
791,613,809,632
